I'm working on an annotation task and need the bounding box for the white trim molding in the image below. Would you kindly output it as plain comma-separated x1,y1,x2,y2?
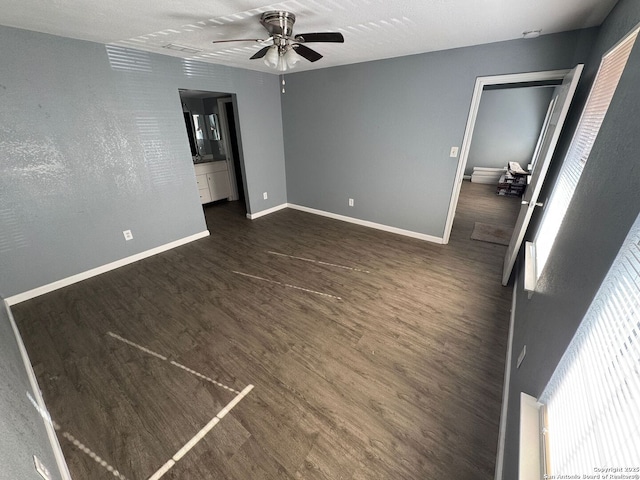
287,204,444,244
442,69,571,245
245,203,288,219
5,230,210,306
519,393,543,480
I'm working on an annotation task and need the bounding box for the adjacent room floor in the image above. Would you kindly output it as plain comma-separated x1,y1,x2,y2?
13,181,520,480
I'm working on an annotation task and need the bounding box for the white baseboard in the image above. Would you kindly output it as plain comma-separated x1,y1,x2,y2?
5,230,210,306
246,203,288,219
9,201,443,304
287,204,444,244
246,202,444,244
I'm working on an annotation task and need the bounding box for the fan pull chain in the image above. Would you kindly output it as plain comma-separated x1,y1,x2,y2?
281,75,286,94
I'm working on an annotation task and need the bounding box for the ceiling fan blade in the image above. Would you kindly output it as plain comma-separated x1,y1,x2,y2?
250,46,271,60
212,38,266,44
293,44,323,62
294,32,344,43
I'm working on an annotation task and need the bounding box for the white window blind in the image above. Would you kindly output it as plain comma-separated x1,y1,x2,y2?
534,28,639,280
539,213,640,473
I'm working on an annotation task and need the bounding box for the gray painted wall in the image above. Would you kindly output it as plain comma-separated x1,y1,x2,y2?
1,300,67,479
502,0,640,477
281,30,596,238
0,26,287,298
465,87,554,175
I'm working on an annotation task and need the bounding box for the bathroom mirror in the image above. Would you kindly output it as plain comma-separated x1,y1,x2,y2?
192,114,206,155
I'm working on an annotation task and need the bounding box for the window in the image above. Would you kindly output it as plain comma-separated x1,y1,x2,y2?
539,212,640,474
533,28,639,281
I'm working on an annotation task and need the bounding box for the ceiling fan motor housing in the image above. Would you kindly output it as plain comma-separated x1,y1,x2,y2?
260,11,296,38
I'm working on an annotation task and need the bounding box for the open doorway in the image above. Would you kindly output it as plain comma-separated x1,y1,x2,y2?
178,89,247,216
444,69,579,242
449,84,556,247
443,67,583,284
463,85,556,180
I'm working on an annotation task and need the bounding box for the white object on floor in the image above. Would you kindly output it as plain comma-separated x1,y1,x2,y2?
471,166,506,184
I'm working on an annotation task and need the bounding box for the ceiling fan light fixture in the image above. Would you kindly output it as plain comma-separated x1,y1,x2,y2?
263,45,280,68
216,11,343,71
284,46,301,69
277,57,288,72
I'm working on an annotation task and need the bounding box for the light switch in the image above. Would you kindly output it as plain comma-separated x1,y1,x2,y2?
449,146,459,158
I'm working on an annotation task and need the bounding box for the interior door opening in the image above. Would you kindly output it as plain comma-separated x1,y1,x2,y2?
442,66,583,285
453,85,555,248
178,89,248,215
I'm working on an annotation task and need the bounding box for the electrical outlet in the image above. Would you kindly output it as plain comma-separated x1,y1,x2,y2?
517,345,527,369
348,198,354,207
34,455,53,480
449,146,459,158
263,192,268,200
123,230,133,241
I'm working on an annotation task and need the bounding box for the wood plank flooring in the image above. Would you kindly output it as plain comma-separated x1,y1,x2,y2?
12,181,520,480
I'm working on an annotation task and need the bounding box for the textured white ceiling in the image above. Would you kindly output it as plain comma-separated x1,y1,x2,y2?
1,0,618,73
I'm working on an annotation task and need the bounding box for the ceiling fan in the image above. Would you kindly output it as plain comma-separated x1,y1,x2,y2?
212,11,344,71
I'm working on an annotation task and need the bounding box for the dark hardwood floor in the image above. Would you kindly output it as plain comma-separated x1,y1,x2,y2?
13,181,520,480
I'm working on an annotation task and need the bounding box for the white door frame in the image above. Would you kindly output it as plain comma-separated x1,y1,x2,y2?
442,69,571,244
